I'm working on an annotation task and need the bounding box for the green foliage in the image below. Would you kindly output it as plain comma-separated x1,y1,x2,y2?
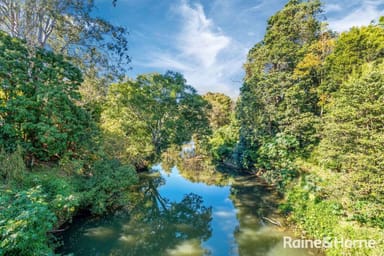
203,92,233,130
0,31,95,162
322,24,384,94
314,63,384,228
23,171,80,223
282,169,384,256
236,3,384,255
257,133,300,170
0,146,26,182
237,3,348,172
317,63,384,172
101,71,210,166
263,0,322,72
209,123,239,162
236,0,324,170
379,16,384,27
0,186,57,256
0,157,137,254
78,159,138,215
0,0,130,79
200,93,239,163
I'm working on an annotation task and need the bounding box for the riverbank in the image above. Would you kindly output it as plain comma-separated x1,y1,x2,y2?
0,157,138,255
175,155,383,255
278,161,384,256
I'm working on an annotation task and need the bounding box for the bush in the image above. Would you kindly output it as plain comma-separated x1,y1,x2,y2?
0,186,56,256
208,124,238,162
257,133,300,171
23,172,80,224
282,171,384,256
78,159,138,215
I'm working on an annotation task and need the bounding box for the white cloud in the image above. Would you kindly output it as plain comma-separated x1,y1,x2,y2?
327,0,384,32
139,0,246,97
177,1,231,67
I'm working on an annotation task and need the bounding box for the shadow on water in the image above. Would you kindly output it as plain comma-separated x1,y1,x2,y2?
59,172,212,256
58,155,323,256
175,158,322,256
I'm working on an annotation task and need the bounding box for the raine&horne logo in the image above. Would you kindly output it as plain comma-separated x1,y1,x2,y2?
283,236,378,249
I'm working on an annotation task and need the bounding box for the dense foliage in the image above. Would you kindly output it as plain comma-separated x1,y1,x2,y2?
0,31,94,162
101,71,210,167
0,0,130,78
0,186,57,255
78,159,138,215
1,0,384,255
236,0,324,170
200,93,239,163
203,92,233,130
220,0,384,255
0,30,137,255
315,63,384,228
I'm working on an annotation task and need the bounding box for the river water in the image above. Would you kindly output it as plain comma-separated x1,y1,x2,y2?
58,160,321,256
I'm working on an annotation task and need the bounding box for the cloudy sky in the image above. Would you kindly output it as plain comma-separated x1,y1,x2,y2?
94,0,384,97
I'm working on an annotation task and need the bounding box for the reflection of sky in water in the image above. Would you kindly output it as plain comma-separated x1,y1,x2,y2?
59,164,321,256
155,165,239,256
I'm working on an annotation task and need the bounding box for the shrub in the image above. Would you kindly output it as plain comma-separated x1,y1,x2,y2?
23,172,80,224
0,186,56,256
282,171,384,256
78,159,138,215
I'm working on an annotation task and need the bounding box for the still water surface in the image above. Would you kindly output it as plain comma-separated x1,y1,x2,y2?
59,163,320,256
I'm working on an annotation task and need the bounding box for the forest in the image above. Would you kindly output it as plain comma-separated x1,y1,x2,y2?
0,0,383,255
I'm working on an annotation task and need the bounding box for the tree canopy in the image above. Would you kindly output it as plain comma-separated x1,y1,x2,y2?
236,0,324,169
0,31,93,162
101,71,210,167
0,0,130,78
203,92,233,130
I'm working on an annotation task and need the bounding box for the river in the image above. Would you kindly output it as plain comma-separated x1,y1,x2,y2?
58,158,321,256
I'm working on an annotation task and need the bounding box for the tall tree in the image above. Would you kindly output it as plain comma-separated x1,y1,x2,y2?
236,0,323,169
203,92,233,130
0,31,94,162
320,24,384,96
0,0,130,79
101,71,210,167
315,63,384,227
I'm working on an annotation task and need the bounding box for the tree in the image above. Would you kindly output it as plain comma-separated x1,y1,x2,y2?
203,92,233,130
0,0,130,79
236,0,324,169
101,71,210,167
321,24,384,94
315,63,384,227
259,0,322,73
0,31,94,162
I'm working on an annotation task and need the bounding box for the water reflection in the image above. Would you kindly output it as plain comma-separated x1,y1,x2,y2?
162,148,233,186
231,176,300,256
59,172,213,256
59,157,321,256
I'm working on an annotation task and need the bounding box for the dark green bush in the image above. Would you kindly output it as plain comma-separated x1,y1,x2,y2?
79,159,138,215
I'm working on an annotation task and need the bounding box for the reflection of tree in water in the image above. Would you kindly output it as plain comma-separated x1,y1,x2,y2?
59,173,212,256
161,146,232,186
230,176,283,256
112,174,213,256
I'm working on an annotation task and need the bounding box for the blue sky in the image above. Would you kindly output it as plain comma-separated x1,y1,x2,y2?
94,0,384,97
